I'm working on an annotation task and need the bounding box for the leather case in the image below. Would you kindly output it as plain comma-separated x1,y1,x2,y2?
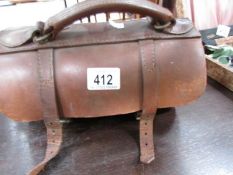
0,0,206,174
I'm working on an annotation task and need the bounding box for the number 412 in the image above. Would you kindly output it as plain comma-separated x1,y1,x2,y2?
94,74,113,85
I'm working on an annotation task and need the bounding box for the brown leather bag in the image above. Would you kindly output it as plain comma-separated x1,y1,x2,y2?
0,0,206,174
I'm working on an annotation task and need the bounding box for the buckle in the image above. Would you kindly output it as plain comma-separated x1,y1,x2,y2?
33,32,52,44
154,21,172,30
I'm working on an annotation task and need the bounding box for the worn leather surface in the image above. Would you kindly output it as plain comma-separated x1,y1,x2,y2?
0,19,205,122
0,0,193,48
0,19,198,52
0,0,206,173
44,0,175,38
0,25,42,48
138,40,158,163
163,18,194,34
27,49,63,175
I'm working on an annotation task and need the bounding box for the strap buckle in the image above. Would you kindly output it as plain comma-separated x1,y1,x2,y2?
33,32,52,44
154,21,172,30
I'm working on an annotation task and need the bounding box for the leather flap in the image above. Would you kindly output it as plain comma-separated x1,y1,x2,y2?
164,18,194,34
0,19,200,53
0,26,41,48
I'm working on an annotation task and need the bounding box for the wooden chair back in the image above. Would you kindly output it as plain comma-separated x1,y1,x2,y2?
63,0,164,23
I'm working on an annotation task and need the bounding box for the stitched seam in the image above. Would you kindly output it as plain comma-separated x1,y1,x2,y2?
153,40,159,106
139,41,145,112
37,50,42,100
0,30,200,54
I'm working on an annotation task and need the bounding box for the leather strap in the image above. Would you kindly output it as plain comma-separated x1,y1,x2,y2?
28,41,158,174
28,49,63,175
44,0,174,38
139,40,159,163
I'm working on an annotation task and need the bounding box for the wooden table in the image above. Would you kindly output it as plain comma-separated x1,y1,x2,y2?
0,78,233,175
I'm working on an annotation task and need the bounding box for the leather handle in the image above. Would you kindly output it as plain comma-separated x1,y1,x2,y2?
44,0,175,38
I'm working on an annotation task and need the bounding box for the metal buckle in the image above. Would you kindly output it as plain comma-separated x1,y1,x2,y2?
33,33,52,44
154,21,172,30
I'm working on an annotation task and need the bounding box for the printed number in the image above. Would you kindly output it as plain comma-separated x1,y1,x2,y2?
94,75,100,85
94,74,112,85
107,75,112,85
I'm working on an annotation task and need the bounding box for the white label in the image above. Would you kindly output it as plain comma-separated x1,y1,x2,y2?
216,25,231,38
109,20,125,29
87,68,120,90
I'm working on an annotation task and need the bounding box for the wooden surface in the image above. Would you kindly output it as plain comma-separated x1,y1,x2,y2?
0,78,233,175
206,55,233,91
